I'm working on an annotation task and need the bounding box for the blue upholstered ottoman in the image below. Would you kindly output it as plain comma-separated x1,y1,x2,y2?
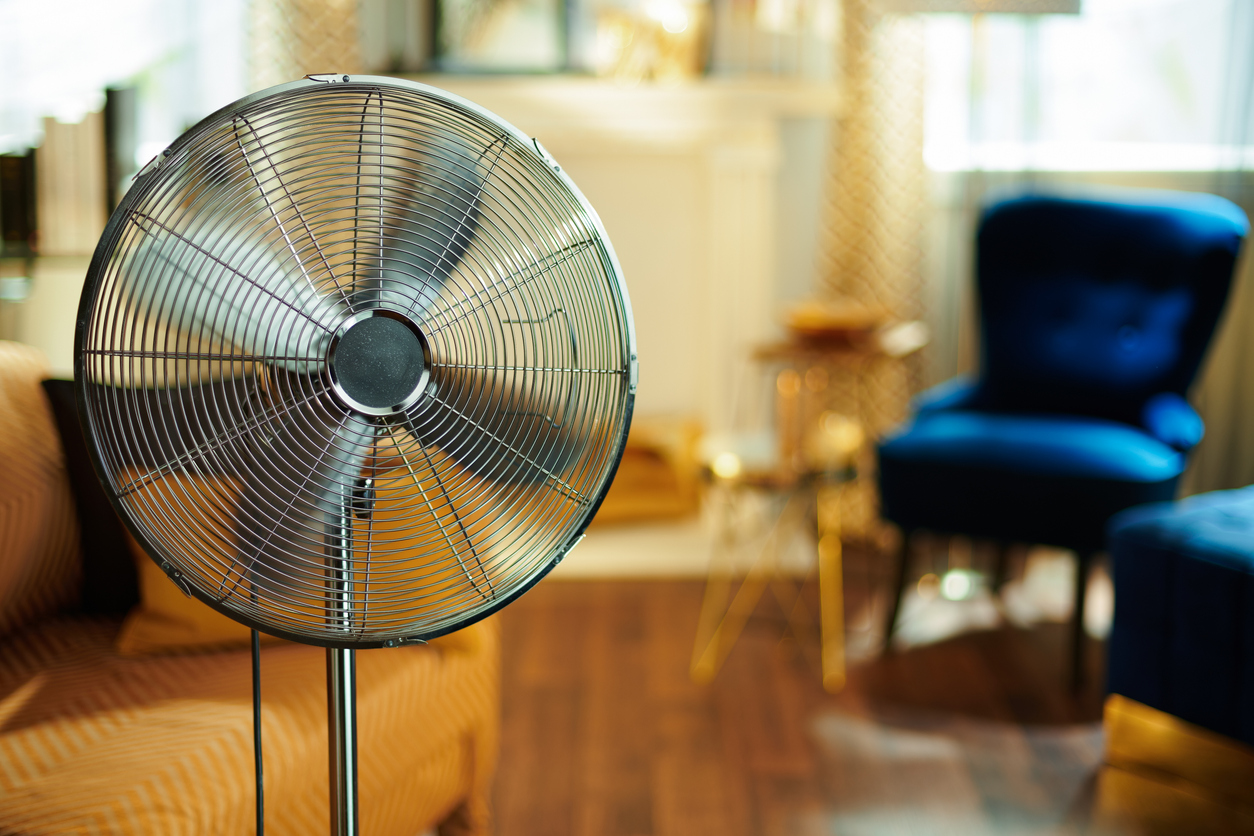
1107,485,1254,746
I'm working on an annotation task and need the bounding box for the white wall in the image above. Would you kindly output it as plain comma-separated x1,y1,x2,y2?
559,150,707,418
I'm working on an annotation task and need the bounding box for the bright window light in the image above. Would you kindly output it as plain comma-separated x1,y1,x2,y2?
0,0,247,155
923,0,1252,172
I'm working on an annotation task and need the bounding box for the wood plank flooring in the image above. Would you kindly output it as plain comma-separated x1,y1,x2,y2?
492,568,1110,836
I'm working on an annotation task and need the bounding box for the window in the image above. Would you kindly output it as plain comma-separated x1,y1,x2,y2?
924,0,1253,171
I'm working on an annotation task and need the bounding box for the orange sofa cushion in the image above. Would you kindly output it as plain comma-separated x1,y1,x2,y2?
0,615,499,835
0,343,80,637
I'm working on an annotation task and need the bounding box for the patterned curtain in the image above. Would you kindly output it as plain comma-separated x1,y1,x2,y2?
250,0,363,90
814,0,928,538
819,0,926,324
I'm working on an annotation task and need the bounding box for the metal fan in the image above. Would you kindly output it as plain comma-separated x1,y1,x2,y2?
76,74,636,834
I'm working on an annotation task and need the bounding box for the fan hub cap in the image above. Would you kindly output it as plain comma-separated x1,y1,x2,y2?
328,311,430,416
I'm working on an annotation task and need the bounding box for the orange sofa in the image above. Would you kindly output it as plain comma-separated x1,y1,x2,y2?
0,342,499,835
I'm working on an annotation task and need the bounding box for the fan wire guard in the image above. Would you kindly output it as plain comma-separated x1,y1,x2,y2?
77,77,636,648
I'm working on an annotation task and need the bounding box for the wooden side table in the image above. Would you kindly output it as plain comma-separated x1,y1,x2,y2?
689,323,926,693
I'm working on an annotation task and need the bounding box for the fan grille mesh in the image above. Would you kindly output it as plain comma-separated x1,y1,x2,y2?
78,78,635,647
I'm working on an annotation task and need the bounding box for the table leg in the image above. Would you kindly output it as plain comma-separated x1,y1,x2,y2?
818,484,846,693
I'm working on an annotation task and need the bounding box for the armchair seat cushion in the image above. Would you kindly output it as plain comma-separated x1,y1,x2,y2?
880,410,1184,482
879,410,1184,550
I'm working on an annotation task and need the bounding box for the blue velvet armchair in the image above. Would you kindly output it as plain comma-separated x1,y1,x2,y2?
877,190,1247,687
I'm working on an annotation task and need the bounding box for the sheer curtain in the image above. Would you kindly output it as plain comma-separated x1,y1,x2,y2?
920,0,1254,493
815,0,928,536
1186,0,1254,494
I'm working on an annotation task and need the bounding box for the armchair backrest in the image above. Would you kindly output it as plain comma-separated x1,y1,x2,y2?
976,191,1247,424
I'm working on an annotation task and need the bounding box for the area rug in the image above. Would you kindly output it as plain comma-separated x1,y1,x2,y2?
806,709,1105,835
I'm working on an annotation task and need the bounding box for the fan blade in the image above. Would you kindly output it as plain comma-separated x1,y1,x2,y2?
97,374,501,635
122,215,345,374
352,134,488,317
86,374,369,607
404,362,588,492
83,379,355,638
230,386,374,630
84,376,265,475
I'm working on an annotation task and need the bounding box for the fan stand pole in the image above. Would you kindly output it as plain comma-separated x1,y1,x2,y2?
327,647,358,835
328,489,359,836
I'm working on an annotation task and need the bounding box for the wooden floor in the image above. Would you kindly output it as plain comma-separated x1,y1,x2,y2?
491,567,1111,836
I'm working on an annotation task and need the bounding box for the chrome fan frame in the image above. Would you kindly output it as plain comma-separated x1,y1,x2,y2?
76,74,638,650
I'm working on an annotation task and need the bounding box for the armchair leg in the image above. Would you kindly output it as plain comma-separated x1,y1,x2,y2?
1070,550,1095,694
883,529,913,650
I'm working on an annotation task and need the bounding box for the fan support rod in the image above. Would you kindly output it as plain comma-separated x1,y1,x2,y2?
328,483,359,836
327,648,359,835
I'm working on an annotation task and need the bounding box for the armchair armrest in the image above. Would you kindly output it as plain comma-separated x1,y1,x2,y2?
1142,392,1204,452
